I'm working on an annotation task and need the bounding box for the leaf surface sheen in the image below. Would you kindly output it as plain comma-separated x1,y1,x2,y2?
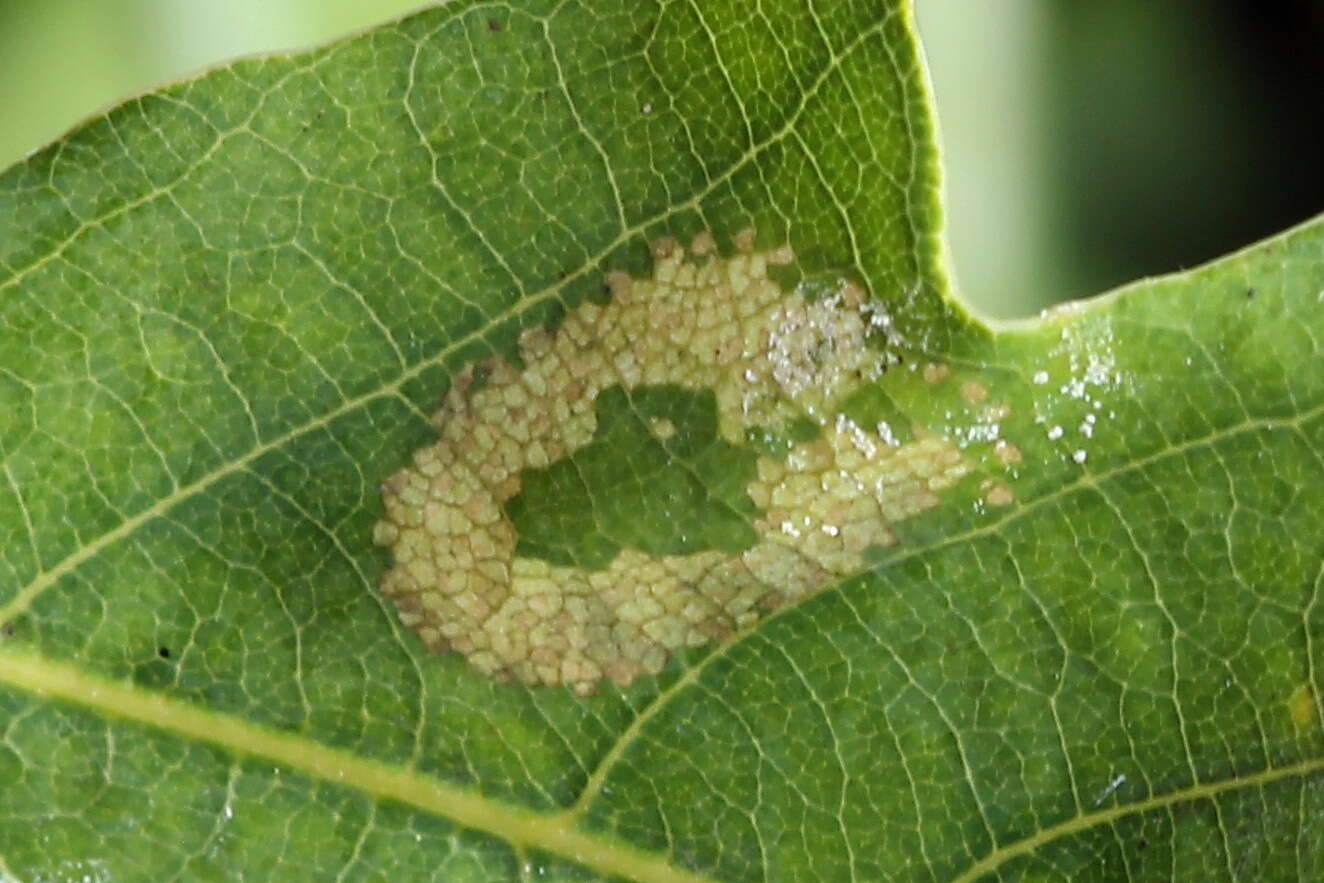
1,1,1323,881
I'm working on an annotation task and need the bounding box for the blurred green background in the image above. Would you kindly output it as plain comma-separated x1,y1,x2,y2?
2,0,1321,317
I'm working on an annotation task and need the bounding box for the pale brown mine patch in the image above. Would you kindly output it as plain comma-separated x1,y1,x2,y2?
375,232,972,693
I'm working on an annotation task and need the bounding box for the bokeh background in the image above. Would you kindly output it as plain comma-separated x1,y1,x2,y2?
2,0,1321,316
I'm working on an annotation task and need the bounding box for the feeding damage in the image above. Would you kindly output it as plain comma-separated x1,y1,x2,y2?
374,230,980,693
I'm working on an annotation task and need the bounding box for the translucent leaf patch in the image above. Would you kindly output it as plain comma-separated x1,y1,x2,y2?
375,231,975,692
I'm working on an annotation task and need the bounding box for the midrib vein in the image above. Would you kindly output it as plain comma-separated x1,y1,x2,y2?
0,648,710,883
5,648,1321,882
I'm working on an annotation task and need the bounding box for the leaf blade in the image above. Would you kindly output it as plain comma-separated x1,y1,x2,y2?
1,0,1321,880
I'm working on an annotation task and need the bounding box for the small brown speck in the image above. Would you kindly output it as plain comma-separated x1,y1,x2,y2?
993,440,1023,466
840,280,867,308
690,231,715,255
604,271,631,296
960,381,989,405
1290,684,1317,730
650,236,678,259
923,363,950,385
981,479,1015,507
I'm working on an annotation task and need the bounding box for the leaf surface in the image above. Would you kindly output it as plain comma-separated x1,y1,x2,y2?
1,1,1322,880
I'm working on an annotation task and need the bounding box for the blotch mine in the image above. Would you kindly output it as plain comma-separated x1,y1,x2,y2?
376,232,980,692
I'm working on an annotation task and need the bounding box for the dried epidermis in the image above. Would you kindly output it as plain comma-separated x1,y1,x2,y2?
375,230,998,693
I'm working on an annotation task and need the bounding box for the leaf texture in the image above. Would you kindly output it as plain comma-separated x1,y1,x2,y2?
1,1,1322,880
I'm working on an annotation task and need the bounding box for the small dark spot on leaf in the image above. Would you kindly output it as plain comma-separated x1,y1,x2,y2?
300,108,327,132
1138,839,1148,850
488,19,502,32
601,283,613,295
158,646,171,659
1246,287,1258,299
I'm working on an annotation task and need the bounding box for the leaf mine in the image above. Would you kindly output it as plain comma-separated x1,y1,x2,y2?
375,230,977,693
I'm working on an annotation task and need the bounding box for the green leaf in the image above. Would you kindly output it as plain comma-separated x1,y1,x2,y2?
1,1,1321,881
504,384,762,569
